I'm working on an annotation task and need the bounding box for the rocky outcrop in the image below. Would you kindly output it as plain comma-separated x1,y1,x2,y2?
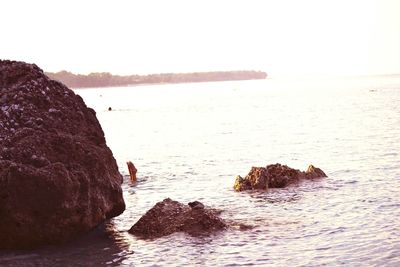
234,164,327,191
129,198,226,238
0,60,125,249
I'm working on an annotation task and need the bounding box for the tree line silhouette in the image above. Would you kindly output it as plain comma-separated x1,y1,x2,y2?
46,70,267,88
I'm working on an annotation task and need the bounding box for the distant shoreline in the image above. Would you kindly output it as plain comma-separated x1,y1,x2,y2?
46,70,267,89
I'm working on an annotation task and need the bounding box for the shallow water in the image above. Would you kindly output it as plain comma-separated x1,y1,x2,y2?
1,76,400,266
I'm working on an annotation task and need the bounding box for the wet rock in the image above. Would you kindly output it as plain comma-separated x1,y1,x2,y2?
305,164,327,179
188,201,205,209
126,161,137,182
0,60,125,249
129,198,226,238
234,163,327,191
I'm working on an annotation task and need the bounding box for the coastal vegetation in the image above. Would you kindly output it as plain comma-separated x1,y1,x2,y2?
46,70,267,88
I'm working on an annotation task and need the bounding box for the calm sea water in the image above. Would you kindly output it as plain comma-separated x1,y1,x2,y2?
1,76,400,266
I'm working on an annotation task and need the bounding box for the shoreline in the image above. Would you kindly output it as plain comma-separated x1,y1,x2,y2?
46,70,267,89
70,77,268,90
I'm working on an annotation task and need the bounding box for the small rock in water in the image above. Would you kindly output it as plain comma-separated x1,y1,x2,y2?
234,163,327,192
126,161,137,182
129,198,226,238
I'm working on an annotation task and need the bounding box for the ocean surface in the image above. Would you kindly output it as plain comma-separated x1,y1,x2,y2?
1,76,400,266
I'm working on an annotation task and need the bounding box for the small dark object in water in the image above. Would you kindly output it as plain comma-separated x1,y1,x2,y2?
188,201,205,209
108,107,112,111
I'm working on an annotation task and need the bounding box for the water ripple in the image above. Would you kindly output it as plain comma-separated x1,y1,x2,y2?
3,78,400,266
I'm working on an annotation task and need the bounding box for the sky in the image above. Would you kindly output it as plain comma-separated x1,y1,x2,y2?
1,0,400,77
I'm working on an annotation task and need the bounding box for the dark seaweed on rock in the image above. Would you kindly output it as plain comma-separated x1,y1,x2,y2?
0,60,125,249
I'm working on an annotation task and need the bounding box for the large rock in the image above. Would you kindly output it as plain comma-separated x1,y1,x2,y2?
234,163,327,191
0,60,125,249
129,198,227,238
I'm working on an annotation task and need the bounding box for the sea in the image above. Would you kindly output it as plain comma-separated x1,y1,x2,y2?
1,75,399,266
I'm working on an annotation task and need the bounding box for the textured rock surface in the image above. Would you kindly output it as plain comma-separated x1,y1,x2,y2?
129,198,227,238
234,164,327,191
0,60,125,249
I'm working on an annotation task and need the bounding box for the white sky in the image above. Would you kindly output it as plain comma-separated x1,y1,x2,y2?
1,0,400,76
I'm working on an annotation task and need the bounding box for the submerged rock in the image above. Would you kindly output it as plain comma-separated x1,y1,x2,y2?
0,60,125,249
129,198,226,238
234,163,327,191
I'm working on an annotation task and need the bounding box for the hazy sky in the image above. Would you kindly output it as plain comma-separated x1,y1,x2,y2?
1,0,400,76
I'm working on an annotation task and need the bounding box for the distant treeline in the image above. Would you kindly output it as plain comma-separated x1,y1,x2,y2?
46,70,267,88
